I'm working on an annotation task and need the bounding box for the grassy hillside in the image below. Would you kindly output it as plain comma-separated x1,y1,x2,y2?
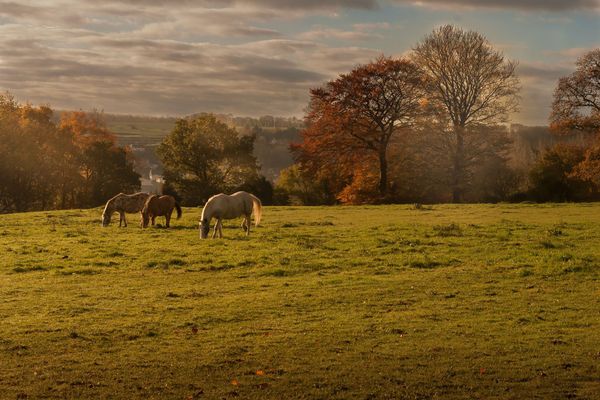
1,204,599,399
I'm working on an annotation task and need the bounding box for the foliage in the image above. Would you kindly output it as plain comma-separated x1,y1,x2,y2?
528,144,593,202
293,56,426,201
570,142,600,188
157,114,262,206
275,164,337,205
235,175,275,206
0,93,140,212
547,48,600,197
1,204,599,398
550,49,600,134
79,141,141,207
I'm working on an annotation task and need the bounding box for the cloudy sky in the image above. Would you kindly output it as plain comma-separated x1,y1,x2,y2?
1,0,598,125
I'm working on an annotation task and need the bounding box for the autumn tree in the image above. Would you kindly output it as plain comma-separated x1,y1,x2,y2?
0,95,58,211
549,48,600,193
413,25,520,202
528,144,593,202
157,114,260,205
59,110,140,207
294,56,426,201
550,49,600,134
0,93,140,212
59,110,116,146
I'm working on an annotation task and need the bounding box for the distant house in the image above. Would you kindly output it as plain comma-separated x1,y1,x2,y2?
141,170,164,194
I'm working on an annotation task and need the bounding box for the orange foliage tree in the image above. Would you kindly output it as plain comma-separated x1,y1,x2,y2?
550,49,600,192
550,49,600,134
59,110,116,147
293,56,426,203
0,94,139,211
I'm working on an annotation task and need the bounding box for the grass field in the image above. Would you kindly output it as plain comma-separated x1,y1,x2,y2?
1,204,599,399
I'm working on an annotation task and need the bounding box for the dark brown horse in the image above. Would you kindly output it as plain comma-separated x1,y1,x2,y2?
141,195,182,228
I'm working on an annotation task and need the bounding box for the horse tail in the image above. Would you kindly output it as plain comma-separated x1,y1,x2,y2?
175,201,182,219
249,194,262,226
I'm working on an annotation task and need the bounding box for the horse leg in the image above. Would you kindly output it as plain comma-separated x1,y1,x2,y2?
211,220,218,239
152,215,156,226
166,210,172,228
244,214,251,236
218,218,223,238
122,212,127,227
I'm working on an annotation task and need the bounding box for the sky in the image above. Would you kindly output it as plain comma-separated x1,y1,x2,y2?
0,0,598,125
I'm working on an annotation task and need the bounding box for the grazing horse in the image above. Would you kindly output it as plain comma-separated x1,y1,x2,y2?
102,192,150,227
199,191,262,239
141,195,182,228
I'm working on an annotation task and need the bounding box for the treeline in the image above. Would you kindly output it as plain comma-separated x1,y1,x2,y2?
274,26,600,205
3,25,597,211
0,93,140,212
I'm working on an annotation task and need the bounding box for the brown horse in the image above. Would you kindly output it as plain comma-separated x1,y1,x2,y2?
102,192,150,227
141,195,182,228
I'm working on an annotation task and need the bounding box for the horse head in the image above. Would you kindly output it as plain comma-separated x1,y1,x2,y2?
101,200,114,227
141,209,150,228
199,218,210,239
101,211,111,227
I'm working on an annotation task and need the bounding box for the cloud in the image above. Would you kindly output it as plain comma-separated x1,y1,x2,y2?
543,46,600,59
390,0,600,12
299,27,382,41
517,63,571,82
0,15,379,117
515,61,575,125
83,0,379,11
0,0,593,125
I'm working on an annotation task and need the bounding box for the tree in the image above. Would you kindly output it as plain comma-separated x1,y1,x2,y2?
275,164,336,205
0,95,67,211
0,93,140,212
79,141,141,207
571,143,600,188
157,114,260,205
528,144,592,202
59,110,116,146
59,110,140,207
294,56,426,200
550,49,600,134
548,49,600,195
413,25,520,202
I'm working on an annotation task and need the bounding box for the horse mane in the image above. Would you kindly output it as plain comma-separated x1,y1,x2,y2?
142,195,159,214
201,194,221,221
102,193,124,216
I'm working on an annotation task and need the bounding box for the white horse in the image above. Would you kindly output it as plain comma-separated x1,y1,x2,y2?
199,191,262,239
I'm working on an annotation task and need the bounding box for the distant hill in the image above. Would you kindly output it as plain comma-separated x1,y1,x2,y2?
58,111,586,185
100,112,304,181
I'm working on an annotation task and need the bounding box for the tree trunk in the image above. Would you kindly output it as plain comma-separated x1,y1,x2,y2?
378,146,388,196
452,126,464,203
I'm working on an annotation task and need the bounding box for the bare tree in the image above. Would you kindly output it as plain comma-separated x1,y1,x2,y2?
550,48,600,134
412,25,520,202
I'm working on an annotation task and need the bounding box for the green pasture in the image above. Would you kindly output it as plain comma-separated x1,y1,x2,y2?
1,204,599,399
